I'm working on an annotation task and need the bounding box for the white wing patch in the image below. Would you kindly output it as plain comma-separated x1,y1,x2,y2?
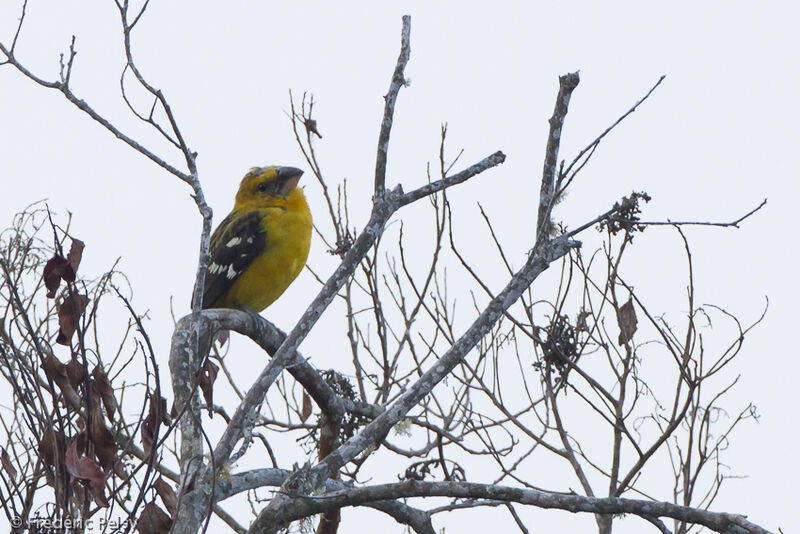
226,237,242,247
209,262,240,280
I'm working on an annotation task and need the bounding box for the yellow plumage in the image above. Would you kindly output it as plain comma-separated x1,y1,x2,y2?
201,166,312,312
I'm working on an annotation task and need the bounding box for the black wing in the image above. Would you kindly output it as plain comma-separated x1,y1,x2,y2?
201,210,266,309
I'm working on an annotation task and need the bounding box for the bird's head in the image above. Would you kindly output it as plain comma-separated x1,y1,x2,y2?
234,166,305,210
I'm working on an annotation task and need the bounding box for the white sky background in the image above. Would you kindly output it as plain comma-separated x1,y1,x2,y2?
1,1,797,532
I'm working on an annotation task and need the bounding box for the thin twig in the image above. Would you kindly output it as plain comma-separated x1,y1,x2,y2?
559,76,666,189
611,198,767,228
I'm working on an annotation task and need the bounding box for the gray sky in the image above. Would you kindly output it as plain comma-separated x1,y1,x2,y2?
1,2,797,532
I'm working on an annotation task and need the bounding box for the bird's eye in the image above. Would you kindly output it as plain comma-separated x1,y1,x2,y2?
257,182,268,192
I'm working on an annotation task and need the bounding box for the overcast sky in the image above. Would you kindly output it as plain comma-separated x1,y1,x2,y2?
1,2,797,532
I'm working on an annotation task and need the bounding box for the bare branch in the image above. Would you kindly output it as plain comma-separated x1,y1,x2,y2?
374,15,411,198
559,75,666,190
612,198,767,229
537,71,580,240
218,467,435,534
273,480,769,534
0,43,192,184
249,235,577,532
399,151,506,206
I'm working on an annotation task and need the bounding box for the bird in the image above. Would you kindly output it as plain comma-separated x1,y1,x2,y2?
201,165,312,312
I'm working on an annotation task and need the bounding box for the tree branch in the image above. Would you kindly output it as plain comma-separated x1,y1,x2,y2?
374,15,411,198
249,235,577,532
537,71,580,240
611,198,767,228
559,75,666,191
216,468,435,534
280,480,769,534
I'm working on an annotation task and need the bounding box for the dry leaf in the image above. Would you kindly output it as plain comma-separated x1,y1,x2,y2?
198,360,219,411
66,353,86,388
42,353,80,404
1,447,17,481
56,293,89,345
617,298,638,345
153,477,178,515
65,436,108,508
215,330,230,346
92,366,117,422
66,238,85,273
41,237,83,298
42,255,74,298
39,430,66,469
301,391,312,422
142,394,168,455
304,118,323,138
136,503,172,534
90,404,117,471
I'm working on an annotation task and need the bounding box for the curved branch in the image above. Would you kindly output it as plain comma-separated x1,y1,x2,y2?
216,468,435,534
283,480,769,534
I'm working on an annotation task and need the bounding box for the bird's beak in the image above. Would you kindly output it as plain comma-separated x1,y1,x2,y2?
277,166,304,195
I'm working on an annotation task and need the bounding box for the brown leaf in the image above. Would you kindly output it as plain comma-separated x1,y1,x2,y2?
91,366,117,422
42,255,74,298
43,353,80,404
66,238,85,274
38,430,69,495
66,353,86,388
198,360,219,411
1,447,17,481
142,394,168,455
141,423,155,456
136,502,172,534
90,405,117,471
301,391,312,422
304,118,323,139
617,298,638,345
56,293,89,345
215,329,230,346
65,436,108,508
153,477,178,515
39,430,66,469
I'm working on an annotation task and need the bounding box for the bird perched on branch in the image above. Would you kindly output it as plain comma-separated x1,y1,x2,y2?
201,166,311,312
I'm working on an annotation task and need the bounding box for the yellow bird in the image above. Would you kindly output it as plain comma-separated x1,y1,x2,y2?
201,166,312,312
